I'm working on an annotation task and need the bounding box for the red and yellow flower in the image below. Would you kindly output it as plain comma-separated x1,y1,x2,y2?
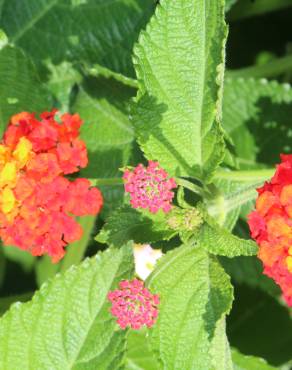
248,154,292,306
0,110,103,262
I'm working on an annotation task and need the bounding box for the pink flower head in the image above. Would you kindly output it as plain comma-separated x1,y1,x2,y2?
123,161,177,213
107,278,160,330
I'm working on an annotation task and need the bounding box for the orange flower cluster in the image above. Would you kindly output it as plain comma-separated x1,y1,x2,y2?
248,154,292,306
0,110,103,262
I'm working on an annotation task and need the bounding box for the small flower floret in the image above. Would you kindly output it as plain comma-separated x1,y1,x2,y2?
108,279,160,330
123,161,177,213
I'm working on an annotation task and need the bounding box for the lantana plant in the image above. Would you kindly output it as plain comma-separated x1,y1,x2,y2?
0,0,291,369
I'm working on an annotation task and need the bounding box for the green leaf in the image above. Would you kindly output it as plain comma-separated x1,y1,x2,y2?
72,76,136,217
198,219,258,257
147,244,233,369
227,284,292,366
97,205,176,247
1,0,155,77
0,244,134,370
232,349,278,370
210,318,233,370
133,0,227,180
125,330,157,370
0,45,51,133
222,78,292,167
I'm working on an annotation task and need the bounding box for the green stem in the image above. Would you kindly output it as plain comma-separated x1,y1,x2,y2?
60,215,97,272
89,178,123,186
227,55,292,79
175,178,204,196
228,0,292,21
215,169,274,182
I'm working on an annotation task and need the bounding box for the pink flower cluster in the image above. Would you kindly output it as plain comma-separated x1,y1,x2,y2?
107,279,160,330
123,161,177,213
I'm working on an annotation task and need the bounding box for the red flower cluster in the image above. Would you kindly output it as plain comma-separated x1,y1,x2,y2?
0,111,103,262
108,279,159,330
123,161,177,213
248,154,292,306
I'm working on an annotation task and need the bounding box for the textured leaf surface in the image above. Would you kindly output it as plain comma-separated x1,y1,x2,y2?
0,45,50,133
232,349,278,370
97,205,176,247
0,245,134,370
0,0,155,77
199,220,258,257
147,244,233,370
73,77,136,216
223,78,292,167
133,0,227,180
210,318,233,370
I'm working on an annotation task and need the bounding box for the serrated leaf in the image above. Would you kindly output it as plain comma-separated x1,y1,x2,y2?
223,78,292,167
0,244,134,370
147,244,233,370
97,205,176,247
0,45,51,133
1,0,155,77
72,76,136,217
232,349,278,370
133,0,227,181
198,219,258,257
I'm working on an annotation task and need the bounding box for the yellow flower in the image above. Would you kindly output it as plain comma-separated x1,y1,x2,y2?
13,137,33,168
0,162,17,187
1,186,16,214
